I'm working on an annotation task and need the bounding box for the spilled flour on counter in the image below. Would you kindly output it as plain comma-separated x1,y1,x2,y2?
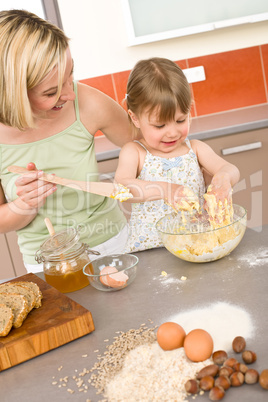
152,272,188,292
159,274,184,286
235,246,268,268
168,301,255,352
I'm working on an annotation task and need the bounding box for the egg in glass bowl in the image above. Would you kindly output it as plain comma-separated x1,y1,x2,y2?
83,253,138,291
156,204,247,263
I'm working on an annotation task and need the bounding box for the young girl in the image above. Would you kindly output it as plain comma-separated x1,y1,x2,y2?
115,57,240,252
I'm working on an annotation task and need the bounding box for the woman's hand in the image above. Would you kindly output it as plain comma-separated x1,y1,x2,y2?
15,162,57,210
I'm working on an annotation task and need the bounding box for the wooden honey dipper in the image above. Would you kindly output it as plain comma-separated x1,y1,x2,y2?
44,218,72,273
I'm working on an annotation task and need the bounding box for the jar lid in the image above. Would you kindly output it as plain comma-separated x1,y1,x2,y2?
38,227,80,257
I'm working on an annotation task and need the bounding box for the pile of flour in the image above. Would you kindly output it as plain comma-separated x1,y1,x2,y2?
167,301,255,351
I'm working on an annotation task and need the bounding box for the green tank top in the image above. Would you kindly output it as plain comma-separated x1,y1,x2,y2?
0,82,126,264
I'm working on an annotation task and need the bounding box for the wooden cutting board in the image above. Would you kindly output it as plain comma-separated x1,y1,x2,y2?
0,273,94,371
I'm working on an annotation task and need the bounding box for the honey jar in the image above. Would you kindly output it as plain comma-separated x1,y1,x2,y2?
35,227,100,293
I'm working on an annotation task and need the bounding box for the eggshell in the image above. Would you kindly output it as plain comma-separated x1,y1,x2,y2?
100,266,128,288
184,328,213,362
157,322,186,351
99,266,116,286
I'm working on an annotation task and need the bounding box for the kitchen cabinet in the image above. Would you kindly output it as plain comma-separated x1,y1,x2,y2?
97,157,118,181
203,128,267,228
122,0,268,46
0,234,16,279
0,232,26,280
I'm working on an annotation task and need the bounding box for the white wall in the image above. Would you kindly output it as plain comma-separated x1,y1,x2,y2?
58,0,268,80
0,0,45,17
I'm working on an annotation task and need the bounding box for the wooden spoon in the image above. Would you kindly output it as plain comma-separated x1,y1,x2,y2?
7,165,131,200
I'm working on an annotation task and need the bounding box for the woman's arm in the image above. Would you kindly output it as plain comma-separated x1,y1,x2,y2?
191,139,240,201
115,142,190,205
0,168,56,233
77,83,133,147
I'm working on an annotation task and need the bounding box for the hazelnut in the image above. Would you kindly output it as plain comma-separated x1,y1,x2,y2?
232,336,246,353
197,364,219,380
215,375,231,390
230,371,244,386
245,369,259,384
232,362,240,372
242,350,257,364
223,357,238,368
209,386,225,401
200,375,214,391
212,350,228,365
219,366,233,377
239,363,249,374
185,379,199,394
259,369,268,390
233,362,248,373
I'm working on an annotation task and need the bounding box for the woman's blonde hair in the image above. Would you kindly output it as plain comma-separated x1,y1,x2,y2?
0,9,69,130
126,57,192,134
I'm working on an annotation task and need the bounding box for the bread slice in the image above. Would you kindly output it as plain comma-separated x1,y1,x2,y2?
0,303,14,336
0,293,28,328
0,283,36,313
14,281,42,308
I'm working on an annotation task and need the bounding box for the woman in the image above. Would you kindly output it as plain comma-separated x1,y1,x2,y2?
0,10,132,272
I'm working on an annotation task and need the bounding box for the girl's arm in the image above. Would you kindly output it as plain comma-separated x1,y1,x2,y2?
191,139,240,201
77,83,133,147
115,142,190,205
0,168,56,233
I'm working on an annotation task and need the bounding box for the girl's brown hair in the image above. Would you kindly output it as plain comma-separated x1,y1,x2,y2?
126,57,192,126
0,9,69,130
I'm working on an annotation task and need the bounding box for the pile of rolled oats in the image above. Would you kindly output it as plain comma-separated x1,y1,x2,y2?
51,321,157,400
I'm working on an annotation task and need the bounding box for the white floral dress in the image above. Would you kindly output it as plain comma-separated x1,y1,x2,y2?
124,139,206,253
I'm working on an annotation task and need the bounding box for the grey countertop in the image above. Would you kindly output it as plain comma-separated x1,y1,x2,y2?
95,104,268,161
1,225,268,401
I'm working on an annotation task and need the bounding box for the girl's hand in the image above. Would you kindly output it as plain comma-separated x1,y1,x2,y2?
203,174,233,225
207,173,233,203
15,162,57,210
166,184,200,212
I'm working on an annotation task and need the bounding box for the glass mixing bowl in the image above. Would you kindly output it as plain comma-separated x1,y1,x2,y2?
156,204,247,263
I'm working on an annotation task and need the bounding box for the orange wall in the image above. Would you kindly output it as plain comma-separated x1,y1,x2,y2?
80,45,268,135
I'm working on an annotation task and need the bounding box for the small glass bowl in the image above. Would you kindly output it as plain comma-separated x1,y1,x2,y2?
83,254,139,291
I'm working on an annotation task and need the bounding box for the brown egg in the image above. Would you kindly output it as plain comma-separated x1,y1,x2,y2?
157,322,186,351
184,329,213,362
100,266,128,288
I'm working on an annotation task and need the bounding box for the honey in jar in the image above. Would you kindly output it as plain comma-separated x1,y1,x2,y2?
35,227,99,293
